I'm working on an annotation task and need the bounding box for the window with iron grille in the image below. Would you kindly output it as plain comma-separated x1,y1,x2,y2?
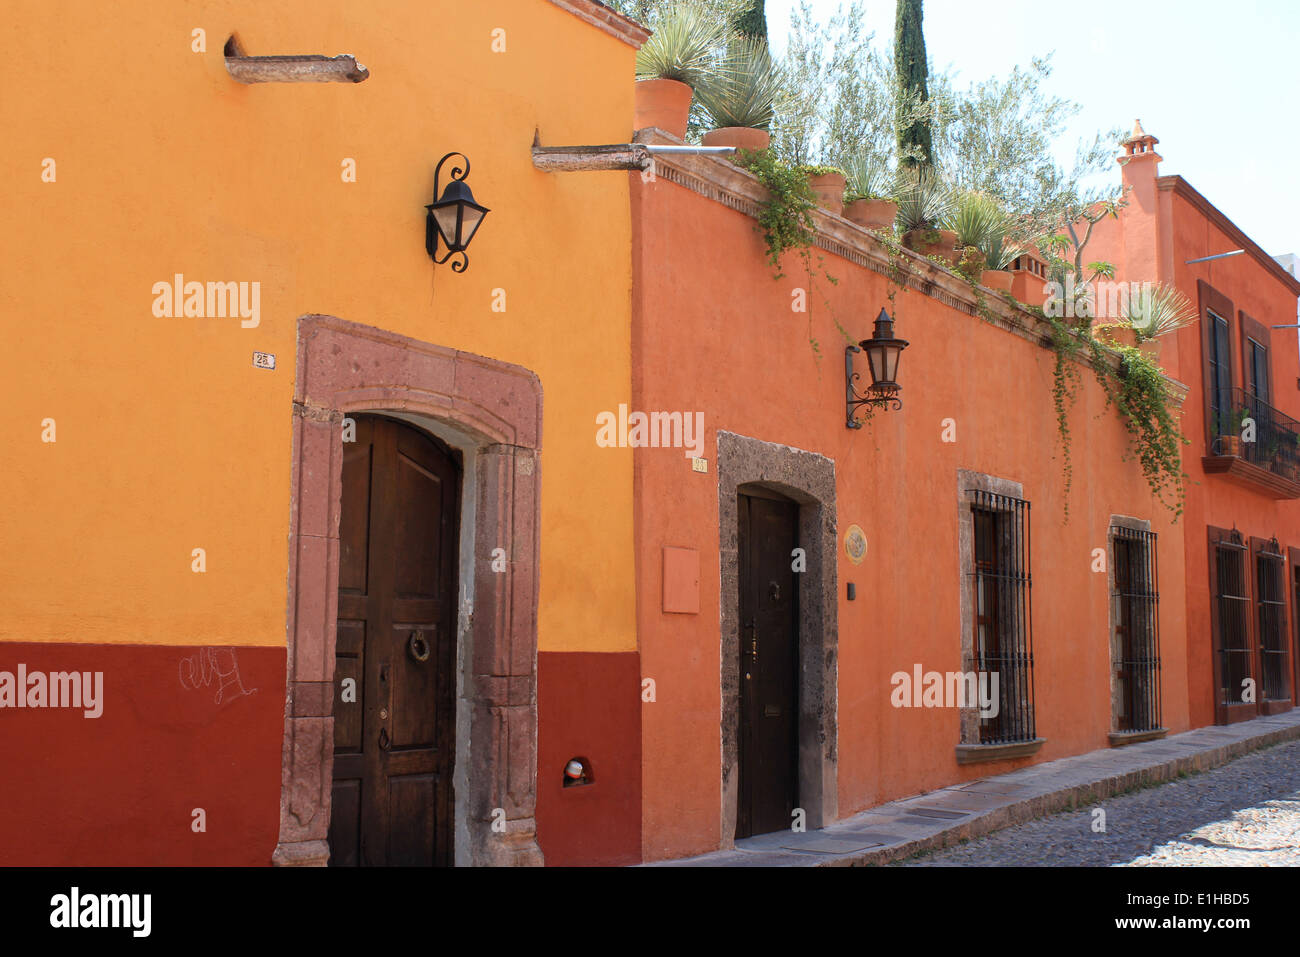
968,490,1033,744
1111,525,1161,732
1255,538,1289,702
1210,528,1252,716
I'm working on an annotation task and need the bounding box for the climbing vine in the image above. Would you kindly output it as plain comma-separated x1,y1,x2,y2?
1110,346,1189,519
1041,314,1187,521
735,148,848,358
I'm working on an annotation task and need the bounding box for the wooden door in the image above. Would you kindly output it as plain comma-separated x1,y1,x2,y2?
736,490,799,839
329,415,461,866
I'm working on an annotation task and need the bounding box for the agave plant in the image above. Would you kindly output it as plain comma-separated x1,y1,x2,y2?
894,167,952,233
634,1,729,88
693,35,782,130
942,192,1010,251
841,151,893,202
1125,283,1199,341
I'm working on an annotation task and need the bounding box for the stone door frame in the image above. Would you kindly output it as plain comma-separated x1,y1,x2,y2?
716,430,838,845
273,314,544,867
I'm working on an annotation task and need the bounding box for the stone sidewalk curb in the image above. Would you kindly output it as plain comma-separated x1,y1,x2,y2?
650,709,1300,867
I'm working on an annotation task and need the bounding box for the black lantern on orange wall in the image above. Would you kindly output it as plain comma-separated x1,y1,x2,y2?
426,151,489,272
846,308,909,428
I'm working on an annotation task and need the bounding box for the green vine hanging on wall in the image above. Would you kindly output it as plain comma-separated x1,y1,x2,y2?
1042,314,1187,521
1111,346,1189,519
736,148,848,358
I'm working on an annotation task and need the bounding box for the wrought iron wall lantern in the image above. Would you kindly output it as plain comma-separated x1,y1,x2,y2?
846,308,908,428
426,152,489,272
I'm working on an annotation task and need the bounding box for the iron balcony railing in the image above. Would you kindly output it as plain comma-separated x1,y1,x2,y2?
1210,387,1300,482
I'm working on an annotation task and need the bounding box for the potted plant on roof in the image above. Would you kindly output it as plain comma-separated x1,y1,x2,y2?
633,1,728,139
1125,282,1199,364
976,223,1024,294
841,153,898,231
944,191,1006,282
794,164,848,217
696,35,781,153
895,167,956,264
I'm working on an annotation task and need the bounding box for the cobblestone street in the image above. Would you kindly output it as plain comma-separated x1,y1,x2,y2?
899,740,1300,866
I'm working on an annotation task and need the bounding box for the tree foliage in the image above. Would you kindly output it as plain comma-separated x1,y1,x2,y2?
732,0,767,40
893,0,931,167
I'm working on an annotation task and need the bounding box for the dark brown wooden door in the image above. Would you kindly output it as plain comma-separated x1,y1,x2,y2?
736,490,799,839
329,415,461,866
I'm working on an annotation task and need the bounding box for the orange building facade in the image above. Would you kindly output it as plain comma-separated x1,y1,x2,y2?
2,0,647,867
4,1,1297,869
1089,125,1300,732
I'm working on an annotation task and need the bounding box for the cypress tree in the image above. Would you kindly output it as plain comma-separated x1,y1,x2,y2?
732,0,767,41
894,0,931,168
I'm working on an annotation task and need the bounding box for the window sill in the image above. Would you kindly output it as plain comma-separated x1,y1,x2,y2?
1201,454,1300,499
1108,728,1167,747
955,738,1045,765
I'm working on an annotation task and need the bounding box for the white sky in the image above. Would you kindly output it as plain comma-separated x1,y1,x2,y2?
766,0,1300,257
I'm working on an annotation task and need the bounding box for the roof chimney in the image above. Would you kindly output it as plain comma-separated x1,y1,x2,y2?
1120,119,1161,165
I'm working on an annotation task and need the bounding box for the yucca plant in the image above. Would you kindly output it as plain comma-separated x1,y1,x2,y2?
635,1,730,87
943,191,1008,252
693,35,782,129
841,152,894,202
979,229,1025,271
1125,283,1199,341
894,167,952,232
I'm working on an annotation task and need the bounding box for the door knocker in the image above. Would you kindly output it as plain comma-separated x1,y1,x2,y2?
408,629,431,663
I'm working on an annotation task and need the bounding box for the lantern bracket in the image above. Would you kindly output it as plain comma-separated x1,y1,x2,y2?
846,344,902,428
426,151,477,273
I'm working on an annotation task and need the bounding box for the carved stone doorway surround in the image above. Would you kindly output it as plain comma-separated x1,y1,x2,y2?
272,314,544,867
716,431,838,846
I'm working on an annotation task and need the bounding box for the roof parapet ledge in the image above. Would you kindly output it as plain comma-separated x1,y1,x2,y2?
631,128,1189,405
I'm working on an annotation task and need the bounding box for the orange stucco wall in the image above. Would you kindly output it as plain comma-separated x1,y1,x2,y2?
632,168,1190,862
2,0,637,654
1089,155,1300,731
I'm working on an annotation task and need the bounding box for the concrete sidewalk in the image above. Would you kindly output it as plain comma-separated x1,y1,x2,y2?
652,709,1300,866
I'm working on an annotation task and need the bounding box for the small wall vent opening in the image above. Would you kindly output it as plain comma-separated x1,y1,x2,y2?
562,757,594,788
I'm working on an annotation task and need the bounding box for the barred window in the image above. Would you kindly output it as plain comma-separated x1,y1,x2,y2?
1255,538,1289,703
1111,525,1161,732
968,490,1033,744
1210,527,1252,720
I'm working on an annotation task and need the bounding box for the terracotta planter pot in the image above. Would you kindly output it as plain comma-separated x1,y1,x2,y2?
806,172,847,216
956,245,986,280
701,126,771,153
634,78,693,138
1095,324,1138,350
844,198,898,231
1138,338,1162,363
981,269,1014,293
902,228,959,265
1219,435,1242,457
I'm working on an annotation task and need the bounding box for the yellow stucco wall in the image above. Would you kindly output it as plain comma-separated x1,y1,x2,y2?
2,0,637,652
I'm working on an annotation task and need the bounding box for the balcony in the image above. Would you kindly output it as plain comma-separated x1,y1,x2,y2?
1202,389,1300,498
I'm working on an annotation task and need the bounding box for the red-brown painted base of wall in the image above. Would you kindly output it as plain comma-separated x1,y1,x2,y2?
536,652,641,866
0,643,285,866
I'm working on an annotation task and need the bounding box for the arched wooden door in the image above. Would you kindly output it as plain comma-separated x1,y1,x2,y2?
329,415,462,866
